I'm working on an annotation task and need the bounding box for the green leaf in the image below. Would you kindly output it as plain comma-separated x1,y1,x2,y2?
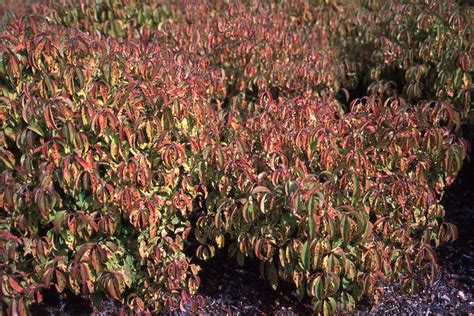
308,196,315,240
267,263,278,290
328,216,337,240
314,275,323,300
171,216,180,225
340,215,349,242
28,122,45,136
301,240,310,270
350,174,359,206
327,297,337,314
122,256,134,287
323,300,331,316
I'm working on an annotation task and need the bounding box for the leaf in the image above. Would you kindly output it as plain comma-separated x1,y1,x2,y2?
267,263,278,290
308,196,316,240
236,251,245,267
301,240,310,270
9,276,23,293
350,174,359,206
76,67,85,89
122,256,134,288
42,267,53,288
294,194,301,212
327,297,337,314
259,193,268,214
90,249,102,273
44,74,56,97
44,105,57,129
108,278,120,300
215,234,225,249
28,122,45,136
216,147,224,168
327,216,337,240
251,186,271,195
17,297,27,316
55,270,66,292
327,272,340,296
312,275,323,300
323,300,331,316
171,216,180,225
344,292,356,311
340,215,350,242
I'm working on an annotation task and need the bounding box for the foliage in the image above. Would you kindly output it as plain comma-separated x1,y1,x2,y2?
0,14,208,313
331,0,472,115
0,0,471,314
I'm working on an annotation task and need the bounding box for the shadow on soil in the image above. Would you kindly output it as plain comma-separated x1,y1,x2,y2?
438,149,474,293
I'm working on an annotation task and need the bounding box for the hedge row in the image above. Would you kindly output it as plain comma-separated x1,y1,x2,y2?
0,0,471,314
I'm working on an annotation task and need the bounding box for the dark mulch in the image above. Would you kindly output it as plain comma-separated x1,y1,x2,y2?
29,155,474,315
438,158,474,295
194,254,312,315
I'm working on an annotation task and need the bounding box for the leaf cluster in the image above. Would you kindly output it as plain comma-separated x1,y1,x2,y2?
0,0,471,314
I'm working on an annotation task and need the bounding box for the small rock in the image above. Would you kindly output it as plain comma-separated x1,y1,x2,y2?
441,294,451,304
458,290,467,301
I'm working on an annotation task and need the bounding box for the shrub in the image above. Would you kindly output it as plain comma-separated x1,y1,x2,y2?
26,0,474,113
328,0,472,115
37,0,179,42
0,15,213,313
192,93,467,313
0,0,470,315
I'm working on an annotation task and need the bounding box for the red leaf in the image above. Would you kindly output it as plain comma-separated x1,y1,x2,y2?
251,186,271,195
9,276,23,293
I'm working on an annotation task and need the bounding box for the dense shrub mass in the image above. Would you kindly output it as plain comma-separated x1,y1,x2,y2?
0,0,471,314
